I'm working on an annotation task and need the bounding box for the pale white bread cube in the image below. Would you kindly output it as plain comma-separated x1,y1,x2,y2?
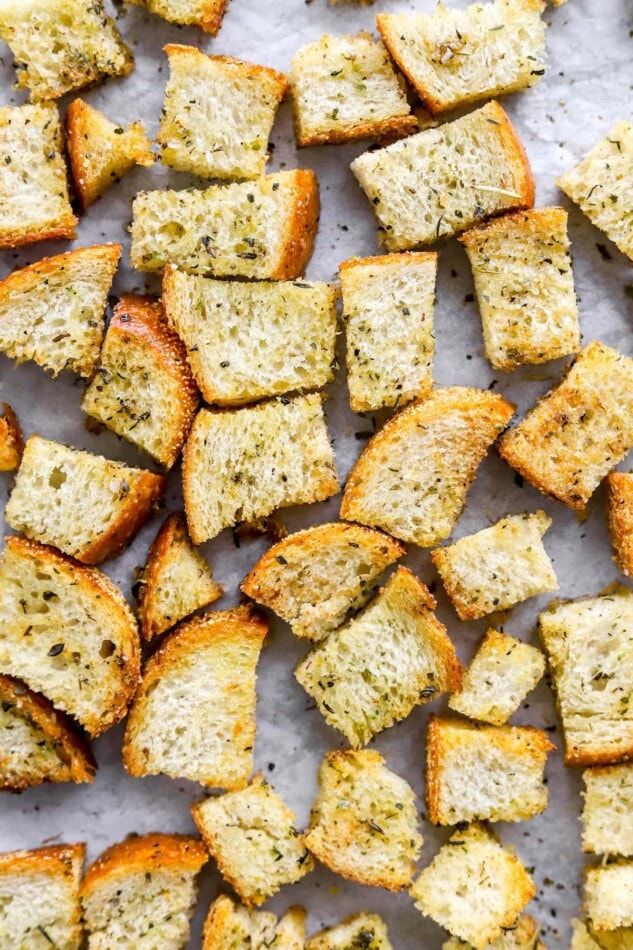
605,472,633,577
442,914,546,949
584,861,633,932
203,896,306,950
129,0,230,34
306,913,394,950
571,919,633,950
582,764,633,856
0,403,23,472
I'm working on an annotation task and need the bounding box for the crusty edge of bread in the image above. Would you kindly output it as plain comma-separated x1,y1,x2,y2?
0,403,24,472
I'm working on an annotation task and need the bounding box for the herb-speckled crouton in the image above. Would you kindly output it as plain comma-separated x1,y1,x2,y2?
306,914,394,950
442,914,546,949
582,764,633,856
203,896,306,950
129,0,230,34
584,861,633,932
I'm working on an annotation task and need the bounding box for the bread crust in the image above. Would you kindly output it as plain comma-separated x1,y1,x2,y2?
0,841,85,880
485,100,535,209
275,168,320,279
606,472,633,577
0,403,24,472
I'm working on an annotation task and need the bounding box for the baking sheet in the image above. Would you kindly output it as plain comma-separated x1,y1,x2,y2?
0,0,632,945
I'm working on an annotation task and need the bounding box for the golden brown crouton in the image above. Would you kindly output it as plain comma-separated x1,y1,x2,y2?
203,895,306,950
0,404,24,472
129,0,230,34
605,472,633,577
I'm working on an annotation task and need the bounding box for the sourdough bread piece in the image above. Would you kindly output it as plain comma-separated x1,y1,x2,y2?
499,342,633,509
295,566,462,747
203,896,306,950
0,843,85,950
582,764,633,856
605,472,633,577
130,170,319,279
80,834,207,950
571,919,633,950
340,252,437,413
0,102,77,249
459,207,579,371
538,586,633,765
129,0,230,33
350,100,534,251
183,395,339,544
584,861,633,932
306,913,393,950
0,244,120,378
410,823,536,949
305,749,422,890
448,629,546,726
0,403,23,472
431,511,558,621
241,521,404,641
340,387,515,547
159,45,287,181
6,436,165,565
192,774,313,906
82,295,199,469
557,122,633,261
442,914,546,949
376,0,546,116
0,674,96,791
290,32,416,147
162,268,337,406
123,606,267,788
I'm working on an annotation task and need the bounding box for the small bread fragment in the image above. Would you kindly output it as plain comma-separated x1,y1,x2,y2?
129,0,230,34
0,403,24,472
306,913,393,950
557,122,633,261
80,833,208,950
571,919,633,950
130,170,319,280
431,511,557,621
605,472,633,577
459,207,579,371
203,896,306,950
305,749,422,890
582,764,633,856
351,100,534,251
448,629,545,726
295,566,462,747
341,387,515,547
410,822,536,950
290,32,416,147
584,861,633,932
81,295,199,469
442,914,546,949
499,342,633,509
6,436,166,565
162,268,337,406
123,606,267,788
340,252,437,413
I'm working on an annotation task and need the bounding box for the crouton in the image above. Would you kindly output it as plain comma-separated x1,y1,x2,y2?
340,252,437,413
0,843,85,950
241,522,404,641
203,896,306,950
80,834,208,950
431,511,557,621
6,436,165,565
81,295,199,469
158,45,287,181
0,674,96,792
605,472,633,577
376,0,546,117
448,629,546,726
295,566,462,747
350,100,534,251
0,404,23,472
130,170,319,280
582,764,633,856
340,387,515,547
123,606,267,788
584,861,633,932
410,822,536,950
306,913,393,950
499,342,633,509
0,244,120,378
0,536,140,738
571,919,633,950
66,99,153,210
557,122,633,261
459,207,579,371
538,586,633,766
0,102,77,250
442,914,546,949
162,268,337,406
182,395,339,544
305,749,422,890
139,512,222,641
290,32,416,147
129,0,230,34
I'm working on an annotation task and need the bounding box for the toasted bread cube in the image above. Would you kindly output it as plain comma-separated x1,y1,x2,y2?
0,843,85,949
442,914,546,949
241,522,404,641
340,252,437,413
459,207,579,371
449,629,545,726
203,896,306,950
306,913,393,950
80,834,208,950
130,0,230,33
0,103,77,250
159,45,287,181
376,0,546,117
6,436,165,565
162,268,337,406
557,122,633,261
605,472,633,577
82,295,199,469
351,100,534,251
295,566,462,747
130,170,319,280
305,749,422,890
585,861,633,932
538,586,633,766
499,342,633,509
0,403,23,472
431,512,557,621
410,823,536,949
582,765,633,856
123,606,267,788
571,919,633,950
341,387,515,547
